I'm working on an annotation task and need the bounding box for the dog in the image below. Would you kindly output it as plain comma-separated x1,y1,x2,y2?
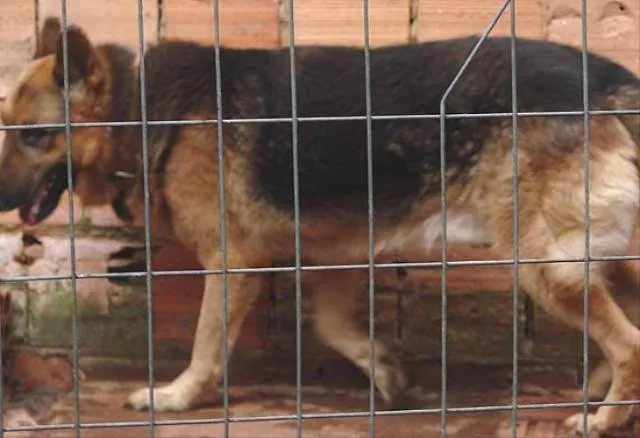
0,17,638,436
585,259,640,402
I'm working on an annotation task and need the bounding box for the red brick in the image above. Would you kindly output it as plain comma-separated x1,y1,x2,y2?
38,0,158,50
149,243,203,344
286,0,411,47
10,349,75,391
0,2,34,99
150,243,269,349
164,0,280,48
417,0,545,41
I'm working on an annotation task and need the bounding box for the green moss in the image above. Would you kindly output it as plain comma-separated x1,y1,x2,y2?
76,209,94,234
26,280,156,357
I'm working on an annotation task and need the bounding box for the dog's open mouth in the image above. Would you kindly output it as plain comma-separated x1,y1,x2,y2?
18,164,72,226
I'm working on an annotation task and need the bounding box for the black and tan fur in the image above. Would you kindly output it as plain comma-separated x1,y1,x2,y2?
1,18,639,436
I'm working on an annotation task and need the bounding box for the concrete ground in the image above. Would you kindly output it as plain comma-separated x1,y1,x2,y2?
5,363,640,438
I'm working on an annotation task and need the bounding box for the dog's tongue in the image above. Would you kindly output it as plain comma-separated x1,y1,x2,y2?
18,186,48,226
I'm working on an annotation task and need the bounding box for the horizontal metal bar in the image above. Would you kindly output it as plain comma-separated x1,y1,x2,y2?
1,108,639,132
1,254,638,283
5,398,640,433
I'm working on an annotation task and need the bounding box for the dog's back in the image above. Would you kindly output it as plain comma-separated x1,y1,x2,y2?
132,37,639,224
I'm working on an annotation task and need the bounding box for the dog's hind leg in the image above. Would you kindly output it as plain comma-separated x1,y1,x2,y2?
308,270,408,406
512,129,639,435
588,260,640,401
474,113,639,436
519,258,640,436
126,249,264,412
586,359,614,402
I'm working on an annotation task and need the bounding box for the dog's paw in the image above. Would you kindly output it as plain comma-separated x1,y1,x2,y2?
125,386,194,412
564,413,600,437
379,365,410,409
563,412,628,438
385,388,417,411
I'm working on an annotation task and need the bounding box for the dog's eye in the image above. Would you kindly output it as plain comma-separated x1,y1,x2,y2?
21,128,50,148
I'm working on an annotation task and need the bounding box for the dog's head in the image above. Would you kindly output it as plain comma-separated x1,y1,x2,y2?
0,18,118,225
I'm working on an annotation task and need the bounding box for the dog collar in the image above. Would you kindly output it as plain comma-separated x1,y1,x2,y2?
113,170,135,179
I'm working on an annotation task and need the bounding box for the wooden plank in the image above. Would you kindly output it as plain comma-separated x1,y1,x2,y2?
283,0,411,47
543,0,640,75
38,0,158,50
417,0,544,41
164,0,280,48
0,2,35,98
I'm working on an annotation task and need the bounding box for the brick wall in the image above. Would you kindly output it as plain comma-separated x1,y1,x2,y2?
1,0,639,97
0,0,639,387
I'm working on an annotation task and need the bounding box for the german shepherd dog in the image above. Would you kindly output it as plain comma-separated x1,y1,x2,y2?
1,18,639,436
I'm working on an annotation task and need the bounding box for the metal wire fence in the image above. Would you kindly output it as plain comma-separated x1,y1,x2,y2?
0,0,639,437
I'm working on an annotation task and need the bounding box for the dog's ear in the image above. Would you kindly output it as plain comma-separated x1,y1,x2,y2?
53,25,103,90
35,17,62,59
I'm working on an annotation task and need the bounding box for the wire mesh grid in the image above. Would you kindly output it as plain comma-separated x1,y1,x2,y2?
0,0,639,437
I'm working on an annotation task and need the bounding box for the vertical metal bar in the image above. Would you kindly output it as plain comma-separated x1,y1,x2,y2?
156,0,165,42
0,290,4,437
285,1,303,437
211,1,230,437
134,0,156,435
579,0,591,436
509,1,520,437
33,0,40,53
362,0,376,437
58,3,81,437
438,2,512,435
408,0,419,44
438,73,449,438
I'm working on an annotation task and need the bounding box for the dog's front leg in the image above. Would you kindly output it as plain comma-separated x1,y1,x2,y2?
126,256,262,412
